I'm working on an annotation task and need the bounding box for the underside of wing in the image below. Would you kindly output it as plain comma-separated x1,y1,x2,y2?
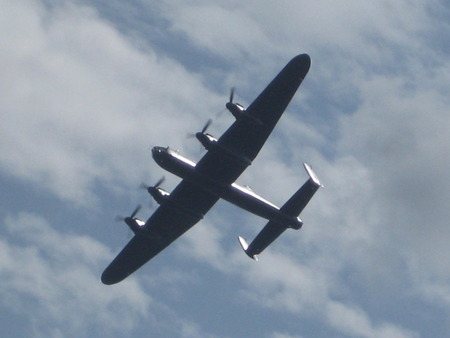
102,181,219,285
238,163,322,260
101,234,164,285
196,54,311,184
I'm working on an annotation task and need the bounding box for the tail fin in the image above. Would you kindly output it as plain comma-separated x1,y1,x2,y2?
238,163,322,260
238,236,258,261
280,163,322,217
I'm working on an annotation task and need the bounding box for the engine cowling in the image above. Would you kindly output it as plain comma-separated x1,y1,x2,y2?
226,102,246,119
226,102,262,126
124,217,145,234
196,132,218,150
147,186,170,205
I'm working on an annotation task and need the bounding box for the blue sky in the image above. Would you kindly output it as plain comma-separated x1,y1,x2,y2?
1,1,450,337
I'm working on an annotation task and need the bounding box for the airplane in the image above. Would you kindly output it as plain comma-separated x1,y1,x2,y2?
101,54,322,285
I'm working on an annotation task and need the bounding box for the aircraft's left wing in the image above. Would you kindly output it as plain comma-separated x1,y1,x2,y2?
101,181,219,285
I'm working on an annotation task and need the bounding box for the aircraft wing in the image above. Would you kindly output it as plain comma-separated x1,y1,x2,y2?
196,54,311,184
101,181,219,285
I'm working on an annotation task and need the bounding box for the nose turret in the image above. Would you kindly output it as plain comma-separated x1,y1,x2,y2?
151,146,167,163
151,146,164,156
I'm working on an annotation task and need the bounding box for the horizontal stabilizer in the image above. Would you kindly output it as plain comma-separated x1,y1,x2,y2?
280,163,322,217
238,163,322,260
239,221,287,260
238,236,258,261
303,163,322,187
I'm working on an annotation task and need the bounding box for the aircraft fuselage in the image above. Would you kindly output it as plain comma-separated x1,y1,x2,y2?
151,146,302,229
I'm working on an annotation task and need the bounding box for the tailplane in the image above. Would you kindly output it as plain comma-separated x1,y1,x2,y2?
280,163,322,218
238,163,322,260
238,236,258,261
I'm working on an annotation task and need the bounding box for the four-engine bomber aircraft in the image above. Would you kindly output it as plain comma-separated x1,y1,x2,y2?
102,54,322,285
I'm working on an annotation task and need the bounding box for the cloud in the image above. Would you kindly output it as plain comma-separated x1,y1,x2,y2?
161,1,272,62
0,0,221,206
0,212,151,336
154,2,450,336
2,0,450,337
325,301,418,338
336,49,450,312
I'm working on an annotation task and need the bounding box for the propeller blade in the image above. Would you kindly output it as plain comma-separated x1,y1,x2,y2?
130,204,142,218
186,132,196,139
115,215,125,223
214,107,227,118
201,119,213,134
139,182,149,190
187,119,212,140
229,87,235,103
154,176,165,188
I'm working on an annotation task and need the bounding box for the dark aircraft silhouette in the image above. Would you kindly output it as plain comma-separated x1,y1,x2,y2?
102,54,321,285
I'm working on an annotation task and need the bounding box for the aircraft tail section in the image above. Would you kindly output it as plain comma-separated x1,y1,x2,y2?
280,163,322,218
238,163,322,260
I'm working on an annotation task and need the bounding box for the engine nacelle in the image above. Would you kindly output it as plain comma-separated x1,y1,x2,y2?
197,132,252,165
226,102,246,119
226,102,263,126
196,132,218,150
147,186,170,205
125,217,145,234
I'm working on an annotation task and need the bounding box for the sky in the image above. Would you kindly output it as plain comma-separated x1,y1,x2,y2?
1,0,450,337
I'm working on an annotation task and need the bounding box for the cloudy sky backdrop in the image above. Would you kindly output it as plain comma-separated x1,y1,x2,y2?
1,1,449,337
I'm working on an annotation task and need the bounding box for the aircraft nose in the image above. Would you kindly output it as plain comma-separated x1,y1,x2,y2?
152,146,163,156
151,146,167,162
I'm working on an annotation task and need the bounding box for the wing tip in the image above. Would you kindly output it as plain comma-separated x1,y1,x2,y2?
292,53,311,74
101,273,116,285
101,268,128,285
101,274,115,285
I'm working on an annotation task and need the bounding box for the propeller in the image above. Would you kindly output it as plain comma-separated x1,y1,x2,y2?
187,118,213,141
115,204,142,223
226,86,247,119
140,176,165,191
188,88,235,140
201,118,212,134
226,87,238,114
115,215,125,223
229,87,235,104
141,176,167,207
130,204,142,218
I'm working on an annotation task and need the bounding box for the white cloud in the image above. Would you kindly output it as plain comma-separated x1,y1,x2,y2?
325,301,418,338
0,0,221,206
272,332,304,338
336,57,450,311
0,212,151,336
155,2,450,335
162,1,272,61
2,0,450,337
